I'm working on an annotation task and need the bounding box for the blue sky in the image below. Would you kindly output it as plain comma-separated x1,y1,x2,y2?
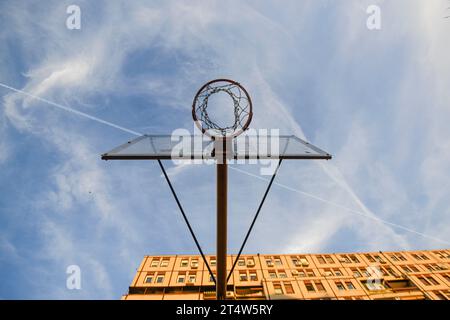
1,0,450,299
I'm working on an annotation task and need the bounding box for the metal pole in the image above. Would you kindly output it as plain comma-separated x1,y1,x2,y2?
216,140,228,300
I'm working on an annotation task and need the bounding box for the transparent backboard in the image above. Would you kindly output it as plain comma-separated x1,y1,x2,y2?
101,135,331,160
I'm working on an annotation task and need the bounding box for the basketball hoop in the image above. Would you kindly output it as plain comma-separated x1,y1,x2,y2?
101,78,331,301
192,79,253,139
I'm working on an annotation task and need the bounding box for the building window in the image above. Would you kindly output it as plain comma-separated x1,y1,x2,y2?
279,271,287,278
352,269,361,277
412,253,428,261
336,282,345,291
442,275,450,283
374,255,384,263
151,259,159,268
306,269,315,277
391,253,406,261
418,276,431,286
145,275,153,283
365,280,384,291
191,259,199,268
386,267,397,277
402,266,411,273
247,258,255,267
156,275,164,283
299,256,309,266
305,282,315,292
187,274,196,283
402,265,417,273
315,281,325,292
325,255,334,264
273,283,283,295
349,255,360,263
323,269,333,277
365,254,376,263
335,269,343,276
435,292,447,300
177,274,185,283
266,258,274,267
160,259,169,268
274,257,282,266
284,283,294,294
238,259,245,266
239,272,248,282
317,256,326,264
209,274,216,282
210,258,216,266
433,251,450,259
380,266,397,277
346,282,355,290
291,257,300,266
249,272,257,281
180,259,189,267
426,276,439,285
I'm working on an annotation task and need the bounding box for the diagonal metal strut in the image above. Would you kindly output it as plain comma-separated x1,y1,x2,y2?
226,159,283,283
157,160,216,285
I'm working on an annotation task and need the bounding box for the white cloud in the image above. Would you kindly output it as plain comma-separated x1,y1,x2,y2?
2,0,450,299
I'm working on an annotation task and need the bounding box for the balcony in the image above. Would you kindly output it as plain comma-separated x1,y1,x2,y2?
385,279,420,293
235,286,265,300
364,279,421,295
203,291,235,300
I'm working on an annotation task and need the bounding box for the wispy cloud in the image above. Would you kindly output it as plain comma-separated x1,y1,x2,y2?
1,0,449,299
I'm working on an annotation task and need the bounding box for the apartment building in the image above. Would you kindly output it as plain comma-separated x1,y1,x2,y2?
122,249,450,300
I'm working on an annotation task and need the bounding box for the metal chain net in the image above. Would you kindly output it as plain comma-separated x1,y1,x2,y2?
194,82,251,137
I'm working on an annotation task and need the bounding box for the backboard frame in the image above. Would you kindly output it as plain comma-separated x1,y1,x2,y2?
101,134,332,161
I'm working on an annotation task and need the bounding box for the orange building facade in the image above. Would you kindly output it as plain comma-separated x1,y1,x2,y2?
122,249,450,300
